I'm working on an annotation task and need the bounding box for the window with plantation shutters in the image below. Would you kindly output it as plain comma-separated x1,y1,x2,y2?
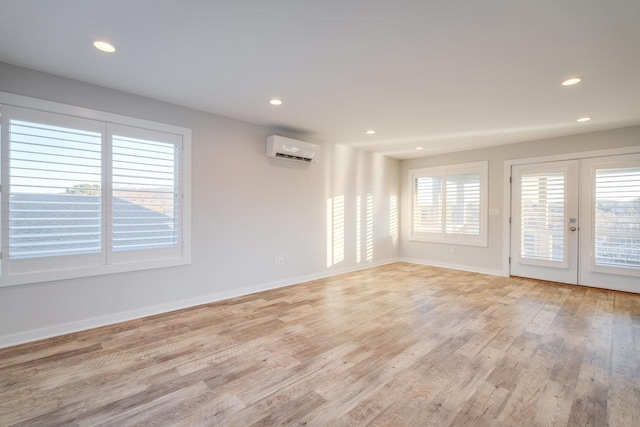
594,166,640,270
1,101,191,287
410,162,488,246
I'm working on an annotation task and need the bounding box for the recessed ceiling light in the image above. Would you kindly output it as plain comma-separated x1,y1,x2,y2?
416,147,423,150
93,40,116,53
577,116,591,122
269,99,282,106
562,77,583,86
365,130,376,135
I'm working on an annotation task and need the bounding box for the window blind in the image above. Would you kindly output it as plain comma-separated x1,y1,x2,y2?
8,119,102,259
594,167,640,269
112,134,178,251
519,172,565,262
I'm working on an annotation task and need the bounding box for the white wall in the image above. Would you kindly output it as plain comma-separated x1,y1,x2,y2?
400,127,640,274
0,63,400,347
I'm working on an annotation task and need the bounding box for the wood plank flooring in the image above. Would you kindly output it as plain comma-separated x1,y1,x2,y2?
1,262,639,426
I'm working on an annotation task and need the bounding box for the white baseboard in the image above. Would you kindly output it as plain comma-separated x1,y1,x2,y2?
400,257,508,277
0,258,399,349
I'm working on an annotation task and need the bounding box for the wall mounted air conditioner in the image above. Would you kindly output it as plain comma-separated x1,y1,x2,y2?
266,135,320,164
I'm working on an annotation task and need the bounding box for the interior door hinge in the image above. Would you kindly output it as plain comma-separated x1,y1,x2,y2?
509,176,512,184
508,257,511,264
509,217,512,224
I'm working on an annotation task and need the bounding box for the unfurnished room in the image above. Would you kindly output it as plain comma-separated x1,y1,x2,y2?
0,1,639,426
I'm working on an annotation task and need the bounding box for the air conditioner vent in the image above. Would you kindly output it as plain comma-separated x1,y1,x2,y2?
275,153,313,163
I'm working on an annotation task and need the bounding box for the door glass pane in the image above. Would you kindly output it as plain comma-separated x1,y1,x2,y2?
594,167,640,269
520,173,565,262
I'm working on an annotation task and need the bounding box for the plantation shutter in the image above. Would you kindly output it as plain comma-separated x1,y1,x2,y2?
413,175,443,235
5,107,104,262
109,125,181,257
594,166,640,269
519,172,566,263
445,172,481,236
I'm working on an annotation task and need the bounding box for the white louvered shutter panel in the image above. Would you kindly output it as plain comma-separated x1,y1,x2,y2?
111,126,181,255
519,172,565,262
413,175,443,235
594,166,640,269
445,172,480,236
6,112,103,260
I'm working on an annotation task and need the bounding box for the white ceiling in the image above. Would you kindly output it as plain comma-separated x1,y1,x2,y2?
1,1,639,159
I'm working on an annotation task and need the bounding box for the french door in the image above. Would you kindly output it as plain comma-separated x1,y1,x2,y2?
511,154,640,293
511,160,579,284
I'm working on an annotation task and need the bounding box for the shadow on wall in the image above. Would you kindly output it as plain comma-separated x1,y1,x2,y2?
323,148,399,269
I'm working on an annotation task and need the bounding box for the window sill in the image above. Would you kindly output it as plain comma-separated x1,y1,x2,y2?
0,256,191,288
409,236,488,248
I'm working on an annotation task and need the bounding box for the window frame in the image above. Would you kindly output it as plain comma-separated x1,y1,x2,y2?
0,91,191,287
409,161,488,247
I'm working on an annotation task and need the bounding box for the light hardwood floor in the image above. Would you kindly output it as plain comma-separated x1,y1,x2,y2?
1,262,639,426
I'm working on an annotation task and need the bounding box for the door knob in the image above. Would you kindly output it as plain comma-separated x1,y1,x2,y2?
570,226,577,231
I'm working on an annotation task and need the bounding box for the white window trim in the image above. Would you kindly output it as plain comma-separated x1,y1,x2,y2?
409,161,488,247
0,91,192,287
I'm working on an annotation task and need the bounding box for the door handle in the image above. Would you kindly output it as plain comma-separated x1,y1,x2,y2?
569,226,577,232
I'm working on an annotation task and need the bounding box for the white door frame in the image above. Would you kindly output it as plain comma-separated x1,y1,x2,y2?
502,145,640,277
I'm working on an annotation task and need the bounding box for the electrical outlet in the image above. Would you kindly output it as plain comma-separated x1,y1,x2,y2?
449,246,456,254
278,257,284,266
273,257,279,267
